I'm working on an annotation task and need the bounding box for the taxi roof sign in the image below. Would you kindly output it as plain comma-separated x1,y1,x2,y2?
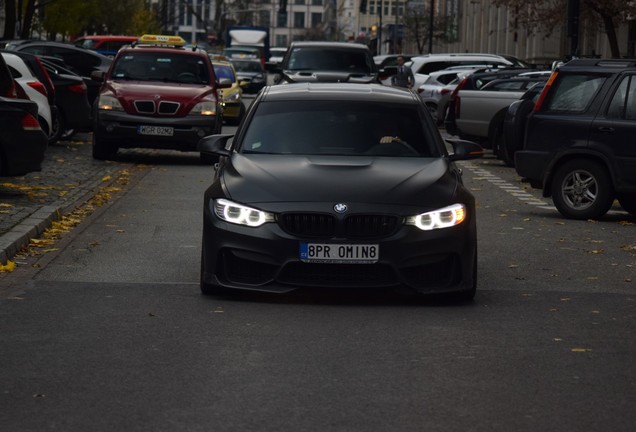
138,34,186,47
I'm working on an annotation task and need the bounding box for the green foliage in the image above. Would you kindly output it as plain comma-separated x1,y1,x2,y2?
30,0,161,38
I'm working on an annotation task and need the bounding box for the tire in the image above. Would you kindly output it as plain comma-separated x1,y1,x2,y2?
492,124,504,158
61,129,76,141
618,194,636,216
49,112,65,145
92,133,118,160
551,159,614,220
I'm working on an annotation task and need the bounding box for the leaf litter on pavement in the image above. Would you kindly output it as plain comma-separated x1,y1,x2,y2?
3,169,133,270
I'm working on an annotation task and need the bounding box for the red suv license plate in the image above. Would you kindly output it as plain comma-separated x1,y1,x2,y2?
138,125,174,136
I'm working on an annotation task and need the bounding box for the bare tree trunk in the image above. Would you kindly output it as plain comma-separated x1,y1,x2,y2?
4,0,17,39
600,14,621,58
20,0,38,39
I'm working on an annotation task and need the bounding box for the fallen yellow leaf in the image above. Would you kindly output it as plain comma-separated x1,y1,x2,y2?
571,348,592,353
0,260,16,272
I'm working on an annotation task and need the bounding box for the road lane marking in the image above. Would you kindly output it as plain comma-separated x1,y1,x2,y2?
462,163,552,207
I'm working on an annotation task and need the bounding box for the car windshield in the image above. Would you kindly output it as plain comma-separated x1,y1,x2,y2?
231,60,263,73
239,100,437,157
286,48,374,74
111,52,210,84
213,64,235,81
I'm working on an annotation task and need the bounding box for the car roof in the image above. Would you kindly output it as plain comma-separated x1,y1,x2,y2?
289,41,370,50
260,82,421,104
15,41,113,58
118,45,209,56
559,58,636,71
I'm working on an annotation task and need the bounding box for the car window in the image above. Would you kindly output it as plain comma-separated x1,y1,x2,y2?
546,74,606,113
286,48,374,74
6,65,22,79
231,60,263,73
607,75,636,120
239,100,435,157
213,64,236,81
112,52,211,84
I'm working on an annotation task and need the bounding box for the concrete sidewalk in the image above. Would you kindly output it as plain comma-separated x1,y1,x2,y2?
0,133,124,264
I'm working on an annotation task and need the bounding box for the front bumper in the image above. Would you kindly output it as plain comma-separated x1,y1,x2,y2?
201,200,477,295
95,110,221,151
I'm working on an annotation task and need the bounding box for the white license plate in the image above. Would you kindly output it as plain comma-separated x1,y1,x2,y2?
138,125,174,136
300,243,379,264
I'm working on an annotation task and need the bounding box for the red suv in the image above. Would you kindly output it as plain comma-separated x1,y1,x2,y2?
91,35,229,161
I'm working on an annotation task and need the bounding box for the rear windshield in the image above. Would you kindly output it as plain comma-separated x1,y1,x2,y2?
286,47,375,74
545,74,607,113
239,100,438,157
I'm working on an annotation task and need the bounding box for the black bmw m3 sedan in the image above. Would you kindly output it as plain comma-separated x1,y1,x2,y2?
199,83,483,301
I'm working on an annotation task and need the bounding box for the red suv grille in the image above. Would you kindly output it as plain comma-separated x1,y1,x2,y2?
133,100,181,115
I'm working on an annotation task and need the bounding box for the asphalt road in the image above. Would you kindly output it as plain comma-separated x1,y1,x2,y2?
0,118,635,431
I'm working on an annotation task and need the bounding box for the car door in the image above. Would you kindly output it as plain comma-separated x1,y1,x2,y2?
589,72,636,187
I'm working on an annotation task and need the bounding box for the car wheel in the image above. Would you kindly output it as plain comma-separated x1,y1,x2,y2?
92,133,118,160
618,194,636,216
61,129,76,141
49,112,65,145
499,139,515,167
551,159,614,220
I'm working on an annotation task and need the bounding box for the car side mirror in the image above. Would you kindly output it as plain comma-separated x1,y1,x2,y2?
91,70,105,81
446,139,484,161
198,134,234,156
217,78,232,89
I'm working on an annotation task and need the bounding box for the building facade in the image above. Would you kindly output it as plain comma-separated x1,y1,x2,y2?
151,0,635,63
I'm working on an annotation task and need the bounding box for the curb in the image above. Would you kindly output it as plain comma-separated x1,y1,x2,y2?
0,169,117,264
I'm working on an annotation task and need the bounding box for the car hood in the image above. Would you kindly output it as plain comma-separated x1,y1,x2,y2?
108,80,214,99
221,154,458,206
105,81,215,114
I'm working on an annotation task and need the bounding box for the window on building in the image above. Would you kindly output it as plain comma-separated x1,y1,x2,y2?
294,0,305,4
311,0,323,5
311,13,322,27
275,35,288,47
277,12,288,27
259,10,271,26
294,12,305,28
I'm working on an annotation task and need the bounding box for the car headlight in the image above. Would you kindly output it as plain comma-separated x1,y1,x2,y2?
213,199,275,227
224,91,241,102
190,101,217,116
98,95,123,111
405,204,466,230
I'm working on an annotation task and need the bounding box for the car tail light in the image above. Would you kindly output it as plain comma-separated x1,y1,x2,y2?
68,82,87,94
449,77,468,118
27,80,48,97
440,88,451,95
21,113,41,130
15,83,29,100
2,80,18,98
35,56,56,99
533,70,558,112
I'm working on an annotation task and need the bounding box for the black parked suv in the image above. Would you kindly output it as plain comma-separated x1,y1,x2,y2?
515,59,636,219
271,41,378,84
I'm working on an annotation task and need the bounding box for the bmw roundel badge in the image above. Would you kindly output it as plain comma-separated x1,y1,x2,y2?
334,203,348,214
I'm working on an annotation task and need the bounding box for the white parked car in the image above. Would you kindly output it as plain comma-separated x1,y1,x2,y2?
1,52,53,137
408,53,529,89
417,69,476,124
